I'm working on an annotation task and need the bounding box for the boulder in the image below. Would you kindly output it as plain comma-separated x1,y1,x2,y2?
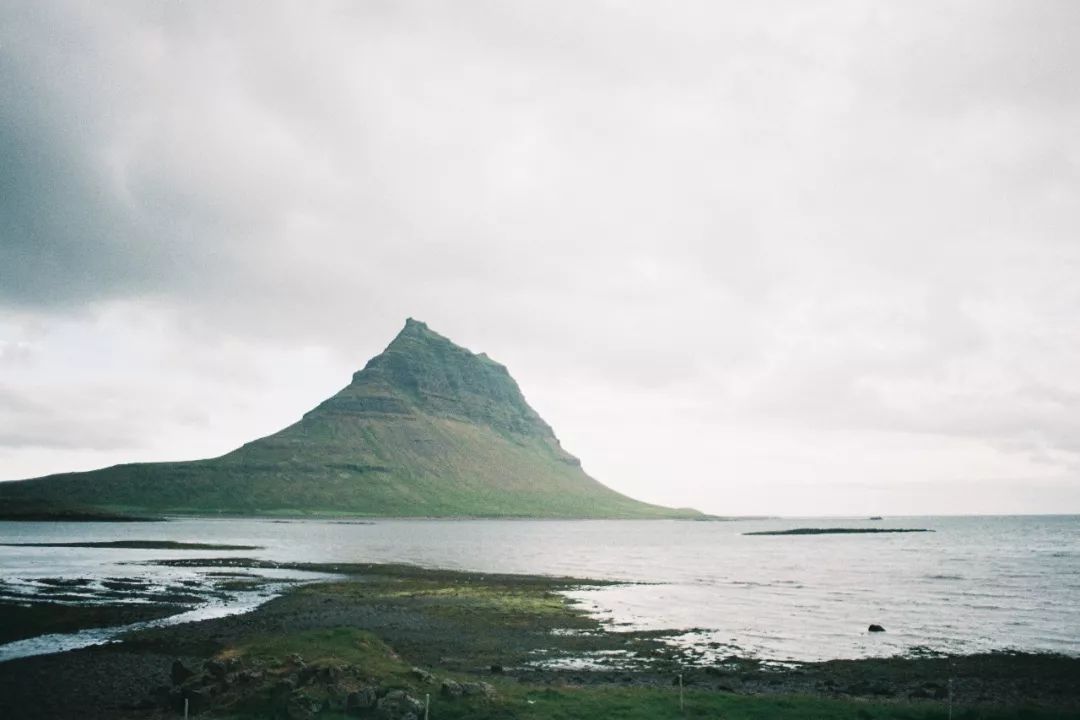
461,681,496,699
297,664,318,686
868,624,886,633
376,689,424,720
490,664,504,674
346,686,379,712
319,665,344,684
204,659,227,680
273,677,298,697
286,692,322,720
236,669,263,684
410,666,436,684
170,659,195,686
440,679,463,698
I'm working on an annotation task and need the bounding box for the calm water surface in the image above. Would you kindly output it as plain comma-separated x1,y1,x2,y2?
1,515,1077,662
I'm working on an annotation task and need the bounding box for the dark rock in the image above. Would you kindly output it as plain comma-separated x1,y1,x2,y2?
204,659,227,680
319,664,344,683
410,666,435,683
286,692,322,720
376,689,424,719
273,677,298,696
170,659,195,685
868,624,886,632
297,664,318,686
346,686,379,711
461,681,496,699
236,669,263,684
325,692,346,713
490,663,504,674
440,679,464,698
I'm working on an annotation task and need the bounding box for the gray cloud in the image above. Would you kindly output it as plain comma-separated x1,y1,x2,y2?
0,0,1078,512
0,384,154,450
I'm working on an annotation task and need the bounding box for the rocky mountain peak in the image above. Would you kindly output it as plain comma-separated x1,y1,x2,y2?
329,320,551,438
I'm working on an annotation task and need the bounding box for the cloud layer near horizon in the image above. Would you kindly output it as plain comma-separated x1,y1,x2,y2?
2,0,1079,514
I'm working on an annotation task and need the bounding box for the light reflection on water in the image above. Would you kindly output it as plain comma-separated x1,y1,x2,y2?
1,515,1077,662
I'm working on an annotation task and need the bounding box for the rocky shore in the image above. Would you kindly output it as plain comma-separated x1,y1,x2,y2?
0,561,1076,719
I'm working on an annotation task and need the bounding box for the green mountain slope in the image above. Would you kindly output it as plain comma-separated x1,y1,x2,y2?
0,319,699,518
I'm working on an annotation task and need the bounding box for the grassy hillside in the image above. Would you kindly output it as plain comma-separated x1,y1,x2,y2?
0,319,698,519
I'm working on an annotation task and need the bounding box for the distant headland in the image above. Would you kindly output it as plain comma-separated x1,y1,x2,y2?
745,528,933,536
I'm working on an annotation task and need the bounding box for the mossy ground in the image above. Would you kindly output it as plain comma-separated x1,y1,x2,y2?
0,563,1075,719
124,563,1077,720
0,599,181,644
209,623,1073,720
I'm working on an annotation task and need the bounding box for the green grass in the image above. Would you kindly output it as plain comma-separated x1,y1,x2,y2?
230,627,409,679
148,564,1075,720
208,650,1072,720
503,686,1068,720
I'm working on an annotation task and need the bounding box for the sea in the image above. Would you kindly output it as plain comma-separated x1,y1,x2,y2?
1,515,1077,664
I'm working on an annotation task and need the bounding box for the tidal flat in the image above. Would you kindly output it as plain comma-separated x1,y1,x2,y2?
0,540,262,550
0,600,182,645
0,561,1076,720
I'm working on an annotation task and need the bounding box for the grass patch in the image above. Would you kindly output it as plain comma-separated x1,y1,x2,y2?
502,686,1068,720
231,627,409,679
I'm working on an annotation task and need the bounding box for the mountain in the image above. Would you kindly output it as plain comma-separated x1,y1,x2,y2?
0,319,700,518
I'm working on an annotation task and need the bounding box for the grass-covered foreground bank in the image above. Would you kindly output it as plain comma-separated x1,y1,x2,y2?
0,562,1077,719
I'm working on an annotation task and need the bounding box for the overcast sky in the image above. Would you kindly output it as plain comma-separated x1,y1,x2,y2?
2,1,1078,516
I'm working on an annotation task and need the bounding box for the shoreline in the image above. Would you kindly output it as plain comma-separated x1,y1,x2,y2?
0,561,1076,719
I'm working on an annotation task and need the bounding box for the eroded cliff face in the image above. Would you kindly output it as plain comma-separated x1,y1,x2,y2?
0,320,698,518
314,318,562,446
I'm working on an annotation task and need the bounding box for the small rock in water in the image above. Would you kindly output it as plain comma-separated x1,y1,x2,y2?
868,624,886,632
490,663,504,674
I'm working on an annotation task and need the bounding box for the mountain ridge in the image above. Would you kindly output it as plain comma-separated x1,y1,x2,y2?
0,320,700,519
